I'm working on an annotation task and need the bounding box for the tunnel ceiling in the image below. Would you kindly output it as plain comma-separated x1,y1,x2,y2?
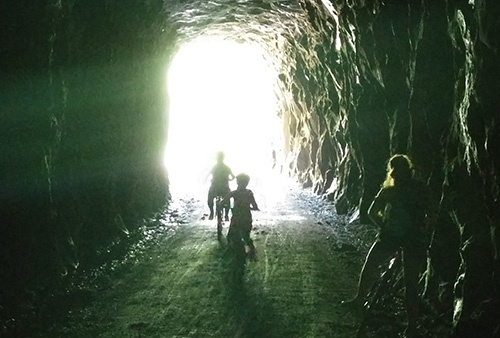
168,1,308,42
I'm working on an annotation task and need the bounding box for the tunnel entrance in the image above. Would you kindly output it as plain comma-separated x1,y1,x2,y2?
164,36,287,207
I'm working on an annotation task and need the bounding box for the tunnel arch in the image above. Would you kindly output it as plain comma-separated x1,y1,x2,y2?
164,0,351,210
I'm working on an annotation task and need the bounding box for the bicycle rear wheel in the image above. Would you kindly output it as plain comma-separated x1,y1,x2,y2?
227,228,246,283
215,197,224,239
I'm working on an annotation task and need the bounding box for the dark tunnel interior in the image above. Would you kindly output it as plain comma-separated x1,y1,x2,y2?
1,0,500,337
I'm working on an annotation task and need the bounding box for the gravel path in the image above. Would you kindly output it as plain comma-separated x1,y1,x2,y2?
40,188,380,338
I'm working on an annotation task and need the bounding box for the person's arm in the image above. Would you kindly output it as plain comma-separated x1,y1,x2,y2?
367,188,386,229
222,191,233,207
228,167,235,181
206,166,214,182
249,192,259,211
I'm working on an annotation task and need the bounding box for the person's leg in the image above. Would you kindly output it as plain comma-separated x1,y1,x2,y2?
227,223,236,245
222,186,230,221
207,188,215,220
353,240,395,303
402,243,427,335
242,225,256,261
227,218,241,247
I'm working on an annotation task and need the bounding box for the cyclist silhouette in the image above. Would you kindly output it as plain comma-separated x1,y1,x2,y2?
207,151,234,221
226,173,259,261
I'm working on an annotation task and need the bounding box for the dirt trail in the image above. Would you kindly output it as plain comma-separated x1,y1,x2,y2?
41,189,373,338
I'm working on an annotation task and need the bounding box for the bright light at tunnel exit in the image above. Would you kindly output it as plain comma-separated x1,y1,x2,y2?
164,36,287,208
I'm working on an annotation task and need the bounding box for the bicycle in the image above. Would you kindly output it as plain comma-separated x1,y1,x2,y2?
214,195,227,240
215,196,224,240
226,207,259,283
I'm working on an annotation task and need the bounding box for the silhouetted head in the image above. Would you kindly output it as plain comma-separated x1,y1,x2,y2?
384,154,414,187
216,151,225,163
236,173,250,188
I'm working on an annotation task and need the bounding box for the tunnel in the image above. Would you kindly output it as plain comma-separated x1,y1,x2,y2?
1,0,500,337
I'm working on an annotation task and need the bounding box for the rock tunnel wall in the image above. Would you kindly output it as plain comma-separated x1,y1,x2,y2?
0,0,172,325
285,1,500,335
1,0,499,336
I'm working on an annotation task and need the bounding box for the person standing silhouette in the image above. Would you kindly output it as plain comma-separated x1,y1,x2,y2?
343,154,437,337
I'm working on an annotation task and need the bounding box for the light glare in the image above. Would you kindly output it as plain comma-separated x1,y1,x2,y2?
165,36,286,208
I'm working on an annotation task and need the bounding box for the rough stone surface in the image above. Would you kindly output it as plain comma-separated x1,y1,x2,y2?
1,0,499,336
